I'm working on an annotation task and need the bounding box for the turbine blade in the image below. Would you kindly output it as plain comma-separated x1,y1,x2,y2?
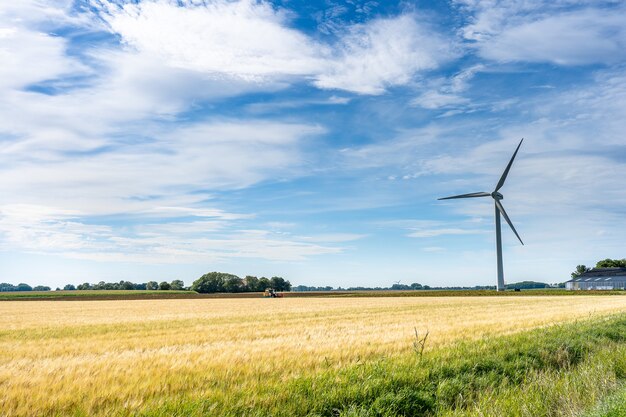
495,138,524,192
495,199,524,245
438,192,491,200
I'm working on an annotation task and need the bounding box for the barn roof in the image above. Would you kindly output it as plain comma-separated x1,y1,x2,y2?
567,267,626,283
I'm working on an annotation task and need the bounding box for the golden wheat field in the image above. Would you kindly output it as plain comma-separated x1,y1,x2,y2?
1,295,625,416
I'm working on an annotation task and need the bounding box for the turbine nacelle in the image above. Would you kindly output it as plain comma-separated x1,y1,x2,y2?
491,192,503,200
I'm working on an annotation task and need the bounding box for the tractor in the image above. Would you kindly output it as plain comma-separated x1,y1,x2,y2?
263,288,283,298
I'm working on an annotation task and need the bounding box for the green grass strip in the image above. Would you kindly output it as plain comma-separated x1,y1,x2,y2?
135,313,626,417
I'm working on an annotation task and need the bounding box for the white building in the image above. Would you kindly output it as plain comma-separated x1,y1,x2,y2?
566,268,626,290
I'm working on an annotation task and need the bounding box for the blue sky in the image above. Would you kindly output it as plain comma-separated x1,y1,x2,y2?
1,0,625,288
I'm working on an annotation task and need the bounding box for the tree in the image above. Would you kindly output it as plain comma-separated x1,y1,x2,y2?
191,272,238,293
146,281,159,290
0,283,16,291
258,277,271,291
596,258,626,268
270,276,291,292
118,281,134,290
571,265,590,278
505,281,550,289
158,281,171,290
244,275,260,292
77,282,92,290
16,283,33,291
33,285,51,291
170,280,185,290
223,276,244,293
391,283,411,290
63,284,76,291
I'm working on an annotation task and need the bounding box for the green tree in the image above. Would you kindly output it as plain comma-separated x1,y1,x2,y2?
223,276,244,293
119,281,135,290
244,275,260,292
16,283,32,291
596,258,626,268
146,281,159,290
63,284,76,291
33,285,51,291
571,265,590,278
158,281,171,290
170,280,185,290
191,272,239,293
258,277,271,291
270,276,291,292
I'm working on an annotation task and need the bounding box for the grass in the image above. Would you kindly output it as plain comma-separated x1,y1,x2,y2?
583,385,626,417
0,296,624,416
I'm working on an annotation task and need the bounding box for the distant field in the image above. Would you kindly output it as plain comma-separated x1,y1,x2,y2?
314,288,626,297
0,289,195,300
0,295,625,416
1,288,624,301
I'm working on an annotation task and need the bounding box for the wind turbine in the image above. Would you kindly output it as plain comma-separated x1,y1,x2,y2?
438,139,524,292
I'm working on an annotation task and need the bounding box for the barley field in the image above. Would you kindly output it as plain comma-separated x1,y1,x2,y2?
1,296,625,416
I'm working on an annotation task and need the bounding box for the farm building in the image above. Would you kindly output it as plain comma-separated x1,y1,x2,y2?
566,268,626,290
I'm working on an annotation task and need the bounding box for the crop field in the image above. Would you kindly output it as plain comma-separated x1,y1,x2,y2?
0,290,195,301
1,296,625,416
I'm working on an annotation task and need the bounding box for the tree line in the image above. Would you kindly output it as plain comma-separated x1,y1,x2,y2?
72,280,186,291
294,281,554,292
0,283,51,292
294,283,432,291
190,272,291,293
1,272,291,293
571,258,626,278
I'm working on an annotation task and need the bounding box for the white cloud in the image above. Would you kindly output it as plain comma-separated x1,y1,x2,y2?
0,1,346,265
481,10,626,65
300,233,367,243
411,65,483,110
0,119,324,216
96,0,326,80
0,19,86,91
456,1,626,65
408,227,485,238
411,91,469,109
94,1,453,95
315,14,454,94
0,204,342,263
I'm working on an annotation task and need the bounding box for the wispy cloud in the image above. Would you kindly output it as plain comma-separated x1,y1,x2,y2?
314,14,455,94
456,1,626,65
94,1,454,95
0,204,343,263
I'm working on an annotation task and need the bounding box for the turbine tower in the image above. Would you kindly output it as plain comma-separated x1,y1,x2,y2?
438,139,524,291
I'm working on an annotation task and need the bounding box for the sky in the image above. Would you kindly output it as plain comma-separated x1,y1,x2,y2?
1,0,625,288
